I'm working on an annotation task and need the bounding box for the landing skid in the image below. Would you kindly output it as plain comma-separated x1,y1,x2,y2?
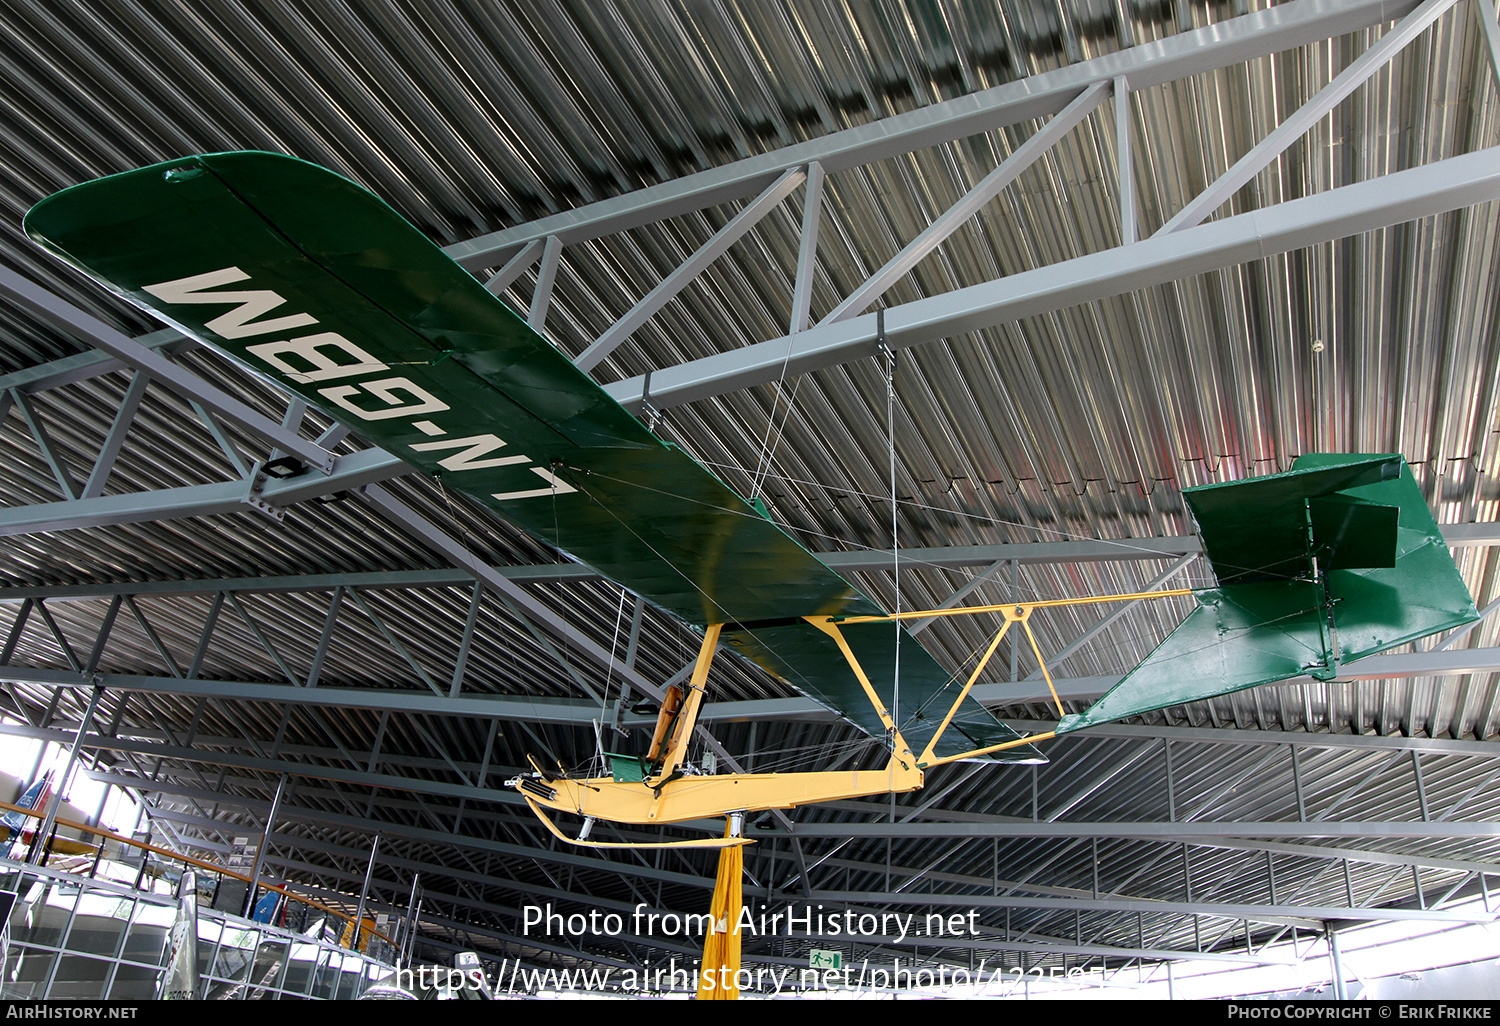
522,796,754,850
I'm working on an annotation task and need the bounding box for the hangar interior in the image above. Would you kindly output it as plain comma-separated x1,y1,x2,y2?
2,0,1500,999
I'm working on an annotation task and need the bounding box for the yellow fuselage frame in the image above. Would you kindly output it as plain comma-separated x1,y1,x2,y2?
515,589,1190,843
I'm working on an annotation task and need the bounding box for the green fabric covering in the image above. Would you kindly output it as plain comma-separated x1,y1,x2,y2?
25,152,871,628
1058,454,1477,734
26,151,1043,766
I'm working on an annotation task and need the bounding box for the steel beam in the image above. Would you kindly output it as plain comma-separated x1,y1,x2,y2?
89,758,522,811
0,266,334,471
483,237,544,295
757,822,1500,894
11,387,80,500
0,664,829,725
1008,720,1500,759
99,772,735,884
0,328,188,394
0,447,408,537
802,890,1488,926
6,650,1500,728
81,370,150,500
574,166,807,371
1115,76,1136,246
788,162,825,335
779,932,1296,964
1478,0,1500,88
601,146,1500,410
1,522,1492,601
970,646,1500,706
1190,834,1500,880
907,558,1011,636
526,235,563,331
780,822,1500,841
1159,0,1461,234
0,564,597,601
820,81,1112,324
442,0,1427,270
824,521,1500,571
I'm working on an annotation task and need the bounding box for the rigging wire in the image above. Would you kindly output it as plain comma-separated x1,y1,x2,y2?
591,584,631,778
747,336,805,505
597,454,1214,567
566,462,1328,591
741,735,882,775
566,464,1221,607
882,307,901,752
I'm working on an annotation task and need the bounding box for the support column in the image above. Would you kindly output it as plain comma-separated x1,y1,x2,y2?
354,832,381,945
29,683,104,865
244,774,288,918
401,874,422,964
1328,929,1347,1000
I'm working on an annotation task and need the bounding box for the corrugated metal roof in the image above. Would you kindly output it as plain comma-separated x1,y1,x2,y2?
1,0,1498,986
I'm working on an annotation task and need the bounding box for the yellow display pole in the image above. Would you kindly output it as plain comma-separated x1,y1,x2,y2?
696,816,744,1000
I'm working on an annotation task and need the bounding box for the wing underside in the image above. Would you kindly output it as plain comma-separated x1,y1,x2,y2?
26,151,1040,765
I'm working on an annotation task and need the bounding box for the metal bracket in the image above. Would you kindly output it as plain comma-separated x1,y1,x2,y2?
261,455,307,479
875,306,893,362
639,368,661,430
241,462,286,522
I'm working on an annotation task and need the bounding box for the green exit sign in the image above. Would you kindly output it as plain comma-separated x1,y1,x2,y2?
808,949,842,970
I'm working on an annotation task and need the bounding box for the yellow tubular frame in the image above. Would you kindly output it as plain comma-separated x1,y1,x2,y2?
833,587,1193,767
513,587,1193,844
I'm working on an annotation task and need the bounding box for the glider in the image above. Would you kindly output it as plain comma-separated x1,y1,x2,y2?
26,152,1479,995
24,151,1049,830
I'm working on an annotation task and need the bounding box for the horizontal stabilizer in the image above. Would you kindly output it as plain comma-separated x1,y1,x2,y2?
1056,583,1325,734
1058,454,1476,734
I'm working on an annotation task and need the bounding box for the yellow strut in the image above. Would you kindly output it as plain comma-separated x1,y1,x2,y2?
516,621,923,835
839,586,1195,768
522,797,752,849
651,623,721,786
514,587,1195,838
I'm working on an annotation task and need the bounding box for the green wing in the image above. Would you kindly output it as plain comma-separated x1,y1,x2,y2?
26,151,1039,764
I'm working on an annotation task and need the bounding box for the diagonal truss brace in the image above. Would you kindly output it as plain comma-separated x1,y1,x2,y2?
603,145,1500,411
821,80,1111,325
574,166,807,371
1158,0,1463,235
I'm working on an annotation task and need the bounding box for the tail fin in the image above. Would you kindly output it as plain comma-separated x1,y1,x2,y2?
1058,455,1477,733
